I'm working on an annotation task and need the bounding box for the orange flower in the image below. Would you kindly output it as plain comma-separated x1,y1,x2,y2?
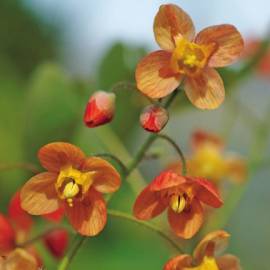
135,4,244,109
164,230,242,270
133,170,222,239
0,248,38,270
169,130,247,184
20,142,121,236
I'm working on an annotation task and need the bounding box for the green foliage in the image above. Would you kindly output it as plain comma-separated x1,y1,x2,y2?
0,0,57,76
22,63,83,161
97,42,147,140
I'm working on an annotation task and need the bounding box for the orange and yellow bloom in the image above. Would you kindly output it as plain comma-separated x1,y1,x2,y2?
164,230,241,270
168,130,247,184
20,142,121,236
136,4,244,109
0,248,38,270
133,170,222,239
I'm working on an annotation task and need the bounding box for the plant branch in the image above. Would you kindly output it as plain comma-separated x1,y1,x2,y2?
58,234,86,270
107,209,183,253
157,134,187,175
0,162,40,174
93,153,128,175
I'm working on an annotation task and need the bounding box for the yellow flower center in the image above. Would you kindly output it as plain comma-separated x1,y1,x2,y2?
187,256,219,270
55,165,96,207
171,37,216,76
170,194,187,214
189,144,226,182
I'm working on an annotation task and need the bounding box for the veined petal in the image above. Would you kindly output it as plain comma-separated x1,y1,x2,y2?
38,142,86,172
193,178,223,208
164,255,193,270
136,50,182,99
43,206,65,223
21,172,59,215
133,186,167,220
65,188,107,236
184,68,225,109
217,254,242,270
81,157,121,193
193,230,230,263
154,4,195,51
195,24,244,67
168,198,203,239
2,248,38,270
150,170,187,192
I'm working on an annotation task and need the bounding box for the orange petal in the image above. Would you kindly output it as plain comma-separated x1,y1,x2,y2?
193,230,230,263
195,24,244,67
164,255,193,270
133,186,167,220
150,170,187,192
81,157,121,193
38,142,86,172
136,50,182,99
168,198,203,239
2,248,38,270
21,172,59,215
217,254,242,270
154,4,195,51
193,178,223,208
184,68,225,109
65,188,107,236
191,130,224,151
225,156,247,184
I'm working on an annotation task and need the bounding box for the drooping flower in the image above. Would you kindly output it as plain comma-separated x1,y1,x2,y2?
136,4,244,109
84,91,116,128
20,142,121,236
0,248,38,270
168,130,247,184
133,170,222,239
140,104,169,132
164,230,242,270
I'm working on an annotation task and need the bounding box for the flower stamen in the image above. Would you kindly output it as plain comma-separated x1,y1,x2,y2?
63,181,80,207
170,194,186,213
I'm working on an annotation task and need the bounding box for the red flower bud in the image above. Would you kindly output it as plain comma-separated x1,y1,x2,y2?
0,214,16,254
8,191,32,233
43,229,68,259
140,105,169,133
84,91,115,128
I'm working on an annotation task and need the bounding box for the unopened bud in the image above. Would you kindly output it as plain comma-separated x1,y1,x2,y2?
84,91,115,128
140,105,169,133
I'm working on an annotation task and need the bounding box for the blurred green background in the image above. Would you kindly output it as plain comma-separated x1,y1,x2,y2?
0,0,270,269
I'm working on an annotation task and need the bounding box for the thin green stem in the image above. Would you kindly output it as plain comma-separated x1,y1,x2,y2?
58,235,86,270
93,153,128,175
107,209,183,253
18,226,66,248
0,162,40,174
157,134,187,175
126,134,157,177
126,89,181,177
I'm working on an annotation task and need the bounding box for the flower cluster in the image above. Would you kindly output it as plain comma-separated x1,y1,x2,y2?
1,3,247,270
